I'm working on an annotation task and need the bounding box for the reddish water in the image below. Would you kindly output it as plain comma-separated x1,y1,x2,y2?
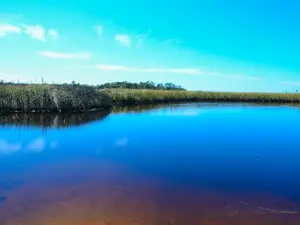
0,158,300,225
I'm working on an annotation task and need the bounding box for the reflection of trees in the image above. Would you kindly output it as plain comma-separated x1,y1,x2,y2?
0,110,111,129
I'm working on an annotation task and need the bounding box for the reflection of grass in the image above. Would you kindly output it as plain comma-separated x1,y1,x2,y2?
111,102,300,116
112,104,166,114
103,89,300,105
0,84,112,112
0,111,111,128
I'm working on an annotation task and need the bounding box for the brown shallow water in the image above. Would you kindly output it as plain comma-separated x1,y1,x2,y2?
1,158,300,225
1,104,300,224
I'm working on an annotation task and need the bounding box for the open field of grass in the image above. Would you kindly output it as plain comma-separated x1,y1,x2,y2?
103,88,300,105
0,84,112,112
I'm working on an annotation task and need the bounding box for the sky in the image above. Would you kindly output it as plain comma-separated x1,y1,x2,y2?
1,0,300,92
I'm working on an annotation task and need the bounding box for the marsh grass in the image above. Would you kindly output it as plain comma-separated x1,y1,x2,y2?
103,89,300,105
0,84,112,112
2,85,300,112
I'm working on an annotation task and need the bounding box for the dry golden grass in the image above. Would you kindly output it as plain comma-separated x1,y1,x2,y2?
103,88,300,105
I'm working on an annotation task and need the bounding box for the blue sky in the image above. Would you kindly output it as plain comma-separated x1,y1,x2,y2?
1,0,300,92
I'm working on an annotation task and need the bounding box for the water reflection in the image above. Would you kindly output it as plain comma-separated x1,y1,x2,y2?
1,103,300,129
0,110,111,128
0,103,300,224
112,104,167,114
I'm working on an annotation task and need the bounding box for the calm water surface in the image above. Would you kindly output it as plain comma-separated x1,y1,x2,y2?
1,103,300,225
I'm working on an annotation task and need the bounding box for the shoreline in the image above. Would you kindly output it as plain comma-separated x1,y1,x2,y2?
1,85,300,113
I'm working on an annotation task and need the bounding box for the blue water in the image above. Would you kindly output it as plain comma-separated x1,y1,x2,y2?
1,103,300,224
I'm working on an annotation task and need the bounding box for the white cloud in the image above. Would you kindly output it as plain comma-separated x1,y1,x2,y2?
115,34,131,47
0,23,59,41
225,74,260,80
95,25,103,37
162,68,201,75
92,64,262,80
115,137,128,147
0,23,21,37
92,64,263,80
21,24,46,41
202,71,260,80
39,51,91,59
164,38,181,45
279,81,300,86
93,65,202,75
94,65,138,72
26,138,44,151
0,140,21,154
135,29,151,48
135,34,145,48
47,29,59,40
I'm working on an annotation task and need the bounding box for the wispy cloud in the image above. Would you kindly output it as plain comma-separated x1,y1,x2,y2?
279,81,300,86
92,65,202,75
0,23,21,37
225,74,261,80
202,71,260,80
39,51,91,59
47,29,59,40
95,25,103,37
94,65,138,72
0,23,59,41
135,29,151,48
115,34,131,47
92,64,262,80
164,38,181,45
21,24,46,41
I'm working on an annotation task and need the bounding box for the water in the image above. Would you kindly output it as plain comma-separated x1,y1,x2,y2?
1,103,300,225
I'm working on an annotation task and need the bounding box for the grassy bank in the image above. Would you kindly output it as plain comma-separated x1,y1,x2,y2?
103,88,300,105
0,84,112,112
2,84,300,112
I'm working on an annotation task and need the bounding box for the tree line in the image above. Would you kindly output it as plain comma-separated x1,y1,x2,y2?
0,80,186,90
96,81,186,90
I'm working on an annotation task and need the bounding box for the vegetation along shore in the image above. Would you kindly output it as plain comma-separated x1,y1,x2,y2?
1,81,300,112
105,88,300,105
0,84,112,113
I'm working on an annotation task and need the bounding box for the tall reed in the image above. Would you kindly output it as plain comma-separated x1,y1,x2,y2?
103,89,300,105
0,84,112,112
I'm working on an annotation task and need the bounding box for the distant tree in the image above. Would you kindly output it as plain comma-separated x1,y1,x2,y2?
0,79,4,85
97,81,185,90
71,81,76,86
156,83,164,89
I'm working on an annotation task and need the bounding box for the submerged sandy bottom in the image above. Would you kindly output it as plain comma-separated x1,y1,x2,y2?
0,159,300,225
